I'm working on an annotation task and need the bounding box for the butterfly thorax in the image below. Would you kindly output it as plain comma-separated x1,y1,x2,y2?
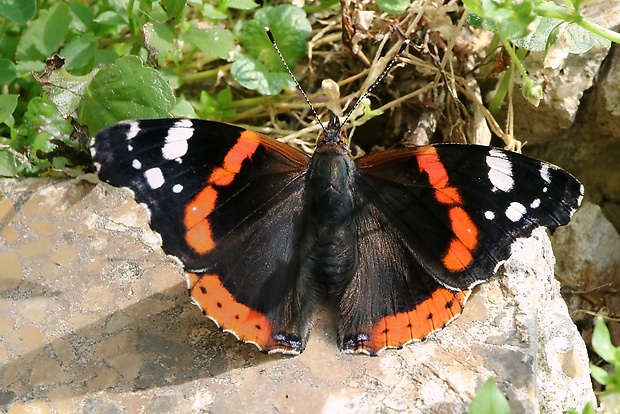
304,137,358,290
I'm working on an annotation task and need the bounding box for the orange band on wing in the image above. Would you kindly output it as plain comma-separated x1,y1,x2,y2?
188,273,275,348
184,186,218,254
417,147,479,272
347,288,470,355
417,147,449,189
208,133,260,186
441,206,478,271
182,132,261,254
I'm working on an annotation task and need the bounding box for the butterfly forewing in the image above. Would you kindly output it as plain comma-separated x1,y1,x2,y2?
94,119,320,354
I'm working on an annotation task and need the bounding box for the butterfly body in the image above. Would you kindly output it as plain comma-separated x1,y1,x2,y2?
93,116,583,355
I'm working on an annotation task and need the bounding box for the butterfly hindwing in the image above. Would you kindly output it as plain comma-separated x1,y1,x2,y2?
337,191,471,354
93,119,318,354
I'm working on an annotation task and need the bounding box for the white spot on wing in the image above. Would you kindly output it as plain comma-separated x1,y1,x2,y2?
505,202,526,222
540,163,552,183
126,121,140,140
172,184,183,193
530,198,541,208
132,159,142,169
162,120,194,160
144,167,165,189
484,211,495,220
486,150,514,192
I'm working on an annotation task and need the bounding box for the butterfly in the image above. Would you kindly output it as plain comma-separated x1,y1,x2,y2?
92,112,583,355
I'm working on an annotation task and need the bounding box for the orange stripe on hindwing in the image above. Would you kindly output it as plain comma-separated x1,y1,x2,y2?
416,147,478,272
183,132,261,254
353,288,470,354
187,272,277,349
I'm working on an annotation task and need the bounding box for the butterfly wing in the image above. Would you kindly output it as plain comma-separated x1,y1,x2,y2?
338,144,583,354
93,119,316,354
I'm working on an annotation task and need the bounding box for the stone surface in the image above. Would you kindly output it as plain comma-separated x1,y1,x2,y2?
552,201,620,345
0,178,595,413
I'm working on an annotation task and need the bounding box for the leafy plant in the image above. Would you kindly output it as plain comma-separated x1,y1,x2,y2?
589,318,620,413
468,378,511,414
0,0,316,177
1,0,618,178
462,0,618,110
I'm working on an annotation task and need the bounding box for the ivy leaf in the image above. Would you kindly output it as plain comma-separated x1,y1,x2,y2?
18,96,74,171
79,56,175,134
143,23,178,66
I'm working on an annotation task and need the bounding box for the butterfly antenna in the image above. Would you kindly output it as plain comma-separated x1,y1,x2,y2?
265,27,327,134
341,40,410,128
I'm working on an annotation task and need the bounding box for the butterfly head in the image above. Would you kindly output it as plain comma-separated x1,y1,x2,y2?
318,112,348,150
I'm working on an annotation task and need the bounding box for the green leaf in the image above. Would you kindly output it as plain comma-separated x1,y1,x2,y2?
94,10,127,26
590,364,611,386
232,5,311,95
0,149,19,177
171,98,197,118
512,17,563,52
182,25,236,61
143,23,178,65
0,58,17,84
592,318,620,365
19,97,74,171
16,3,72,61
202,4,227,20
231,53,293,96
376,0,411,15
161,0,188,20
468,378,511,414
463,0,484,17
0,0,36,24
483,0,534,40
45,68,99,118
79,56,176,134
241,5,311,71
0,94,18,124
70,2,96,31
226,0,259,10
60,33,96,71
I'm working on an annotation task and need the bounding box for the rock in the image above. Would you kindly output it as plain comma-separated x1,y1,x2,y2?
0,178,595,412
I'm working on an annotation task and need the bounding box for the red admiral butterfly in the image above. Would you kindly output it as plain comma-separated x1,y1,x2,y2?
92,34,583,356
92,114,583,355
